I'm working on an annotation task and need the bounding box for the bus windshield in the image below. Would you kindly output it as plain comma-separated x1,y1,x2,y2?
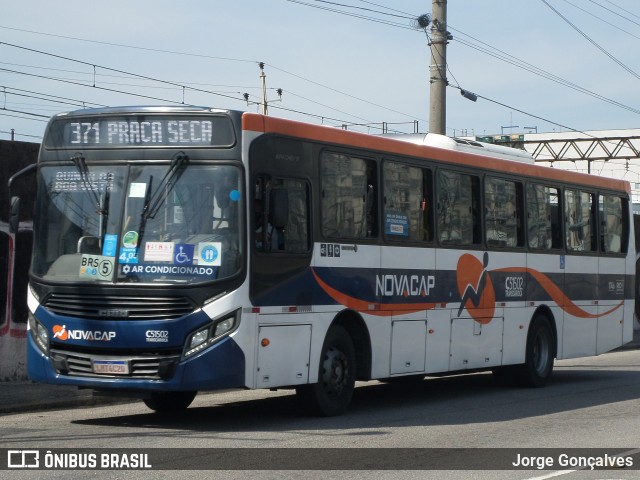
32,161,243,285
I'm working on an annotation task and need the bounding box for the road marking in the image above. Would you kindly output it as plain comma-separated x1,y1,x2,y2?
525,470,576,480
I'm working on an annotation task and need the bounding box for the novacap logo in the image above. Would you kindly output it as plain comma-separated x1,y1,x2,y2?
52,325,116,342
52,325,68,341
456,252,495,323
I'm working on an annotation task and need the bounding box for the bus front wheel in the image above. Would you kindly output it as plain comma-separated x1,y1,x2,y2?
143,391,197,413
296,325,356,416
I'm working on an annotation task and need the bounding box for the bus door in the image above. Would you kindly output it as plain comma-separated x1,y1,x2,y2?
563,190,599,358
380,161,437,376
596,194,628,353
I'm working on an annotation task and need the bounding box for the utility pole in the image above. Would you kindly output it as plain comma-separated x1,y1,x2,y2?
259,62,268,115
244,63,281,115
429,0,448,135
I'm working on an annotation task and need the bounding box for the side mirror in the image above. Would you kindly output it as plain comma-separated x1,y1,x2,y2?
9,196,21,234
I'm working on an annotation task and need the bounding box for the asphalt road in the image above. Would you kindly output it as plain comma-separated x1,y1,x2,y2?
2,349,640,479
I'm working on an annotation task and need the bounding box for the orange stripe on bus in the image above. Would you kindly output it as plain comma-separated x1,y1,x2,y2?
496,267,624,319
242,113,630,194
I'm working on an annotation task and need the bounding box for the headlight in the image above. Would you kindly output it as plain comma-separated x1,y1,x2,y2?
183,311,239,359
28,313,49,354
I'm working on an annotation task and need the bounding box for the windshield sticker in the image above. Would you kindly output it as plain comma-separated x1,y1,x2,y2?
174,244,195,265
119,247,139,264
230,189,240,202
121,263,217,278
122,231,139,248
173,206,185,224
79,254,115,281
129,182,147,198
198,242,222,266
144,242,175,262
102,234,118,257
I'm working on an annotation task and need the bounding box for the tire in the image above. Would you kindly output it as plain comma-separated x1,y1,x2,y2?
143,391,197,413
296,325,356,416
517,315,555,387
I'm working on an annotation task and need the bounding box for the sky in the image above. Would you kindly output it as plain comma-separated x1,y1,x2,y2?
1,0,640,142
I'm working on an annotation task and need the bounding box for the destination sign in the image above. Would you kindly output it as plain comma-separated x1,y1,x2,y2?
45,115,235,149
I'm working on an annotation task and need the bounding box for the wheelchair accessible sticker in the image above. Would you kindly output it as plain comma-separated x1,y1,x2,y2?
174,244,195,265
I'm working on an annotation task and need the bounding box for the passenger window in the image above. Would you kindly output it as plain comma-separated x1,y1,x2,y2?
565,189,596,252
437,170,481,245
600,195,625,254
485,177,523,248
382,161,433,242
527,184,562,250
321,152,377,239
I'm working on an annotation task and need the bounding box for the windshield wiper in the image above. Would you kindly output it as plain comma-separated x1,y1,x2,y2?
141,151,189,221
71,152,108,216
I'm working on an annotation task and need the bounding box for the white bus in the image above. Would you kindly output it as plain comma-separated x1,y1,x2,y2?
22,106,635,416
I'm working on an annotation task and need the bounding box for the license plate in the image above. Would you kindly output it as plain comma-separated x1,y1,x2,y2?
92,360,129,375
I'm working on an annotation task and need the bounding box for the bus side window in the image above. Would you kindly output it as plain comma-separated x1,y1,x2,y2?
382,161,432,242
255,177,310,253
565,190,596,252
600,194,624,254
437,170,480,246
527,184,561,250
321,152,377,240
485,177,523,248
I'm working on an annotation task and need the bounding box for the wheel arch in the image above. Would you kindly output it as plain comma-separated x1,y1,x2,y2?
330,309,372,380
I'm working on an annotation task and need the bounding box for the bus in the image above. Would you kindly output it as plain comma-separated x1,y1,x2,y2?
22,106,635,416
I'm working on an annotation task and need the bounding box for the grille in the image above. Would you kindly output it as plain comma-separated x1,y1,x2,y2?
50,348,181,380
43,293,195,320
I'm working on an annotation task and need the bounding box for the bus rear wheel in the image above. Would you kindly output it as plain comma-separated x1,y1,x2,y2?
296,325,356,416
143,391,197,413
518,315,555,387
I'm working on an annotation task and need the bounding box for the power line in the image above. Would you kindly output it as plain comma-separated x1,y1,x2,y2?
449,84,638,154
0,25,258,64
449,26,640,115
540,0,640,81
302,0,414,20
283,0,413,29
266,63,427,123
559,0,640,41
0,129,43,139
2,86,105,108
0,108,49,120
588,0,640,27
0,61,263,91
0,43,251,104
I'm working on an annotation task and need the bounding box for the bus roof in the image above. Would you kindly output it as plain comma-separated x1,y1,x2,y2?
243,112,631,195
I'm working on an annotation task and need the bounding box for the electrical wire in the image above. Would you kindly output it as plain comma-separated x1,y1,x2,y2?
449,30,640,116
588,0,640,27
559,0,640,41
283,0,413,29
540,0,640,81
